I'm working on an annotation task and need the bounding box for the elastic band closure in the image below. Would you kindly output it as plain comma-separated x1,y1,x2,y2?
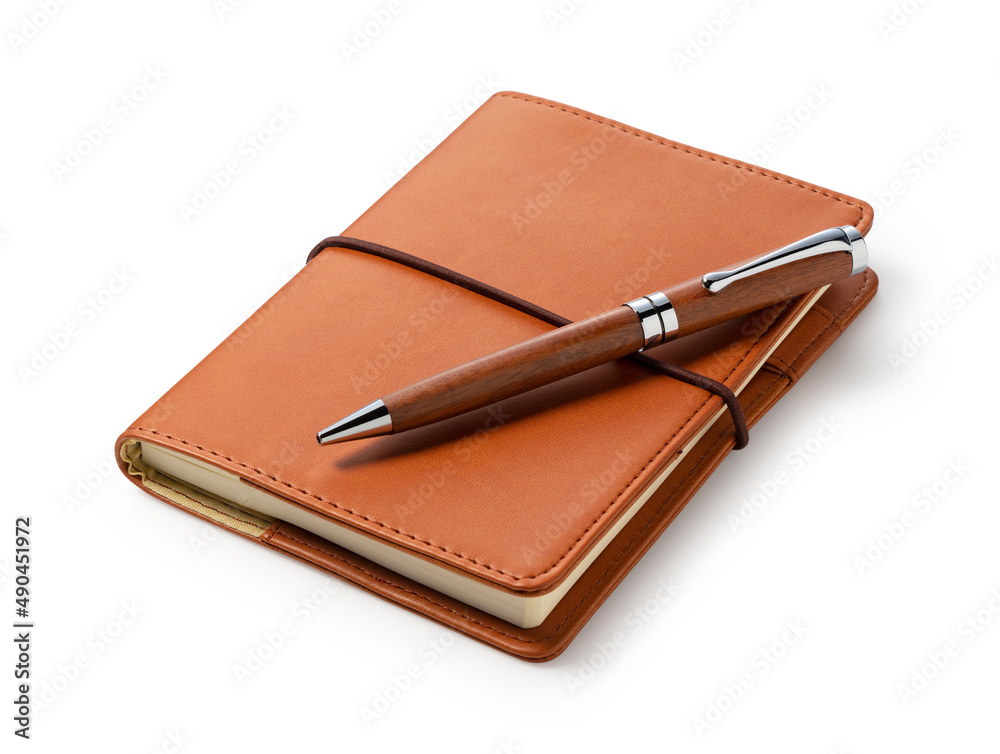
307,236,750,449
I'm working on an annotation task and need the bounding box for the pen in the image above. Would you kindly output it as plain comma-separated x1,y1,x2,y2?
317,225,868,445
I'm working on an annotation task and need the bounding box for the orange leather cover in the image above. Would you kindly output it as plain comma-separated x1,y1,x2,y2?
115,92,877,661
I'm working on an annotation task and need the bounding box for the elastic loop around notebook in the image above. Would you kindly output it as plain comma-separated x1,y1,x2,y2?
307,236,750,449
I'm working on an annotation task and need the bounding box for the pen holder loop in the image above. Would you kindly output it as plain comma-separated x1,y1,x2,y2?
307,236,751,449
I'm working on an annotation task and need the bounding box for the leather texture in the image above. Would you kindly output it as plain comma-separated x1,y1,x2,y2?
115,92,877,661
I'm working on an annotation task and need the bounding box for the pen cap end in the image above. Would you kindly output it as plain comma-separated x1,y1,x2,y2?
840,225,868,276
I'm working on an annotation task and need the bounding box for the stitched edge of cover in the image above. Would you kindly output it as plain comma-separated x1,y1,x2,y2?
126,98,867,586
496,92,869,217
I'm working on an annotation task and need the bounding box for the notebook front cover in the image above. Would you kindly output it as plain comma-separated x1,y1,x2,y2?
117,92,872,595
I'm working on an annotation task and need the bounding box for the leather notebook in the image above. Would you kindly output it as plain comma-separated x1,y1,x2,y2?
115,92,878,661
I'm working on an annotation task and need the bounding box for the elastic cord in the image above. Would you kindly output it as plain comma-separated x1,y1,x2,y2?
307,236,750,449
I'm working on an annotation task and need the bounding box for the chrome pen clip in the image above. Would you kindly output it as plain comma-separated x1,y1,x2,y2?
701,226,868,294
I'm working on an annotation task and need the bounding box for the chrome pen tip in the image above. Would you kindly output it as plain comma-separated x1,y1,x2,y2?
316,399,393,445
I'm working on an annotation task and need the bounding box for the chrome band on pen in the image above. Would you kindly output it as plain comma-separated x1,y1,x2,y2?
624,292,678,350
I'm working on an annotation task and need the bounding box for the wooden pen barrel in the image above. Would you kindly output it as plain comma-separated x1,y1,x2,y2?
386,306,644,432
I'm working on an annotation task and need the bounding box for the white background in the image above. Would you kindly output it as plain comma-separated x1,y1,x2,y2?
2,0,998,751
